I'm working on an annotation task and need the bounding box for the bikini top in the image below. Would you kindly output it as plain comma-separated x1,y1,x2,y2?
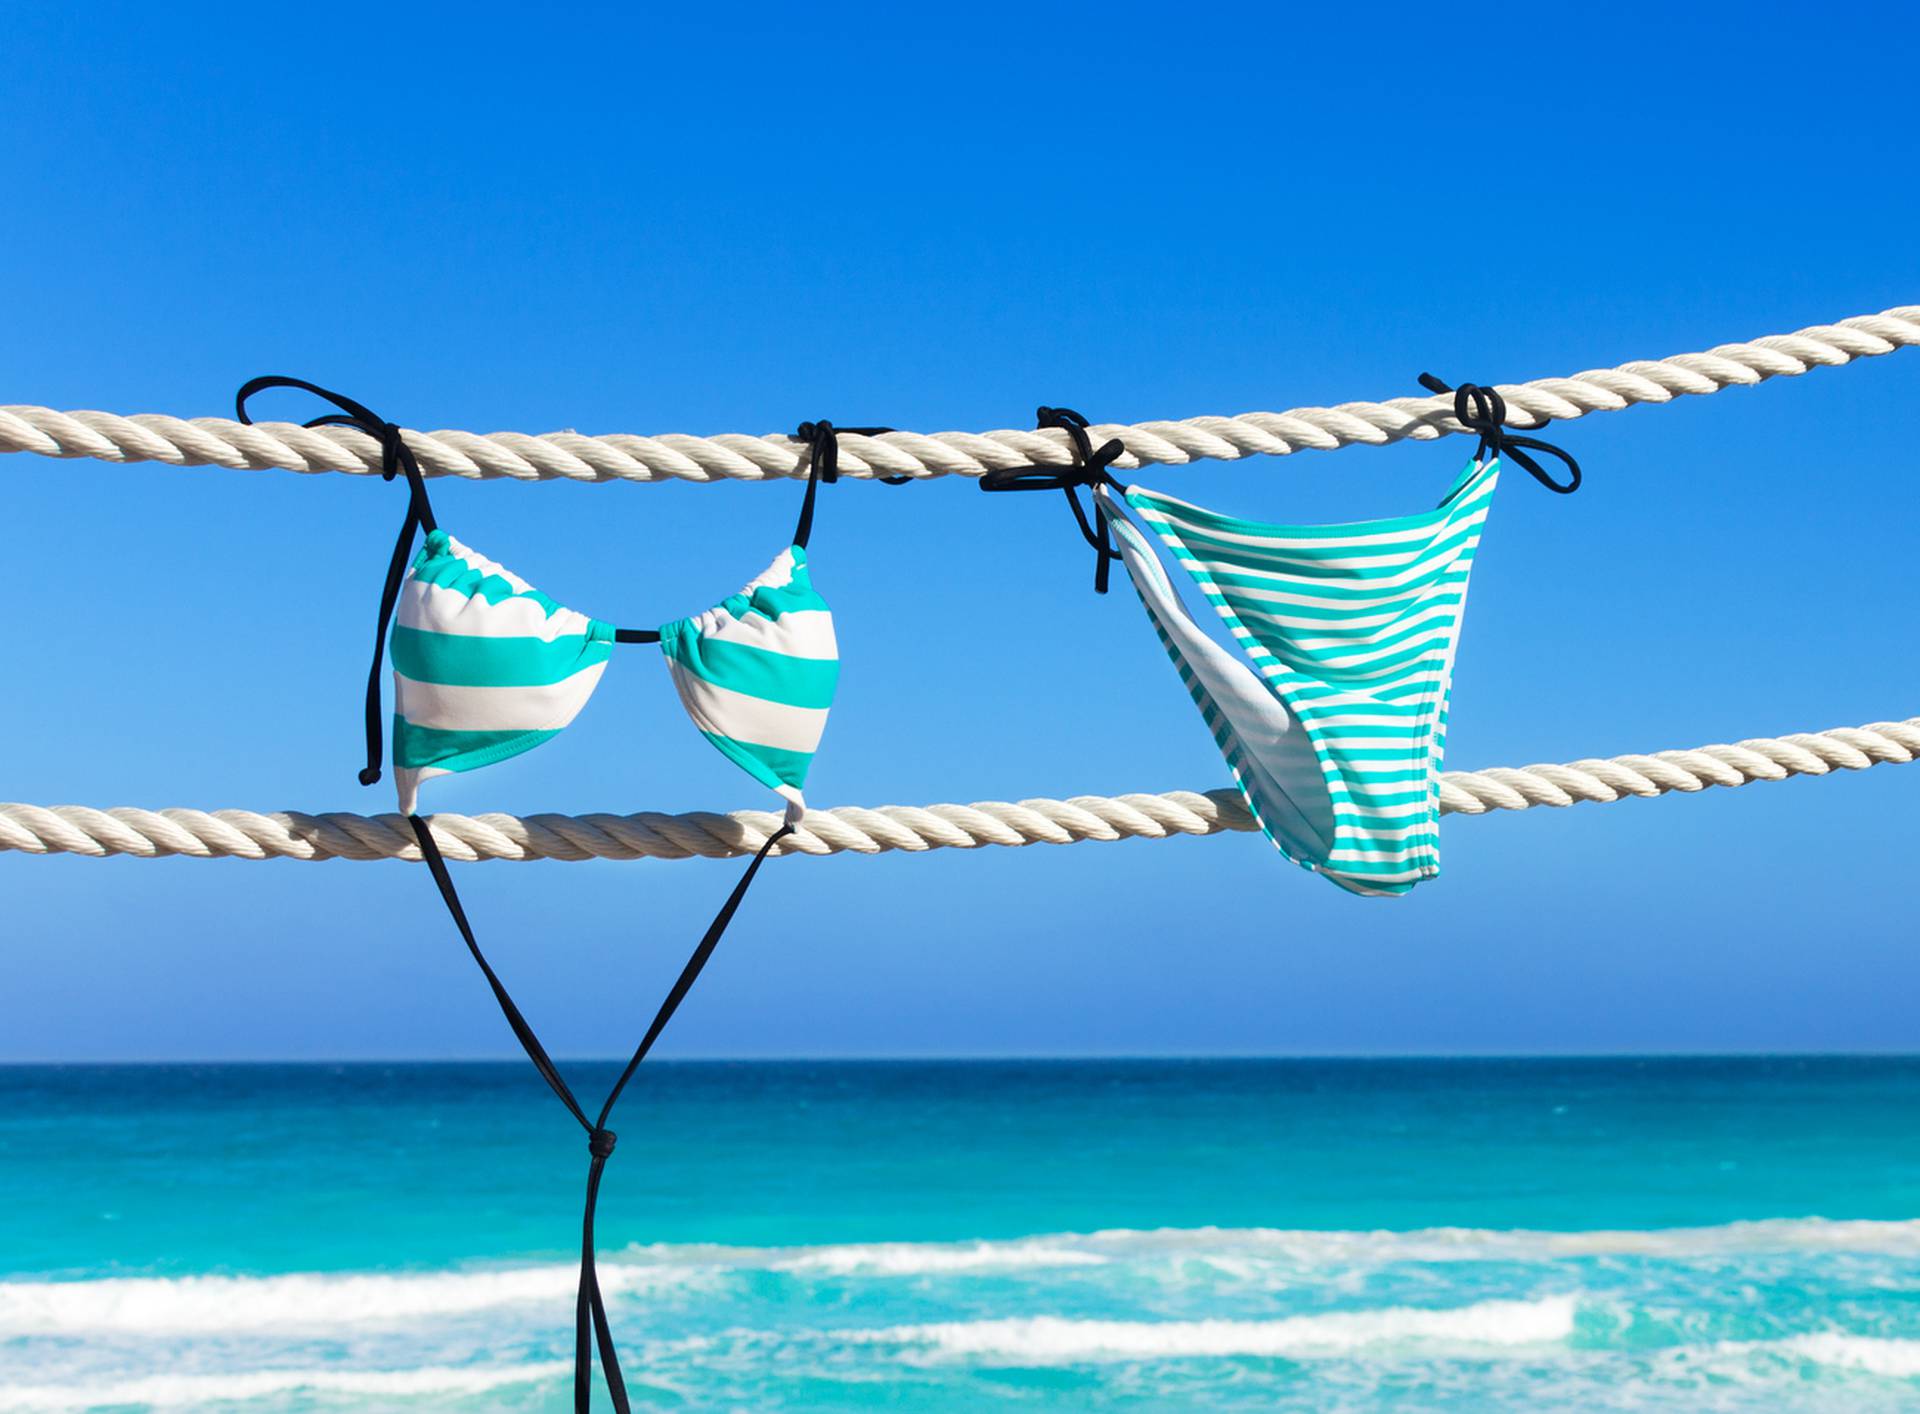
236,378,849,823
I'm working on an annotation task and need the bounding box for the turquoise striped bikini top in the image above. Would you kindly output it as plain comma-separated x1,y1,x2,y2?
236,377,843,823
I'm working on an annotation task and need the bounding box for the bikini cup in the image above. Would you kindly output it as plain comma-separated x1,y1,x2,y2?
393,530,837,822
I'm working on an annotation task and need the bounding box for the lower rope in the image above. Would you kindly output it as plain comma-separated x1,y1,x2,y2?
0,717,1913,862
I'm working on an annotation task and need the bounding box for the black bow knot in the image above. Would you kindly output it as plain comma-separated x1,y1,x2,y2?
1417,373,1583,495
979,406,1126,593
587,1127,618,1159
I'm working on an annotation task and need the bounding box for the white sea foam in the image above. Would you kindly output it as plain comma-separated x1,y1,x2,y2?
0,1361,567,1411
1620,1333,1920,1389
0,1261,696,1336
1056,1217,1920,1266
1777,1333,1920,1378
10,1216,1919,1338
654,1215,1920,1279
839,1296,1579,1363
771,1239,1110,1276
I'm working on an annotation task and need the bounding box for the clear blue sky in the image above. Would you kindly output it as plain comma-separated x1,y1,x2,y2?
3,2,1915,1060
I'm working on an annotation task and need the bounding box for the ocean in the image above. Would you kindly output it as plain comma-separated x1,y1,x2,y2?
4,1057,1920,1410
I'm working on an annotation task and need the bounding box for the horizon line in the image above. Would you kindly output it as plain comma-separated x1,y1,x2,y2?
7,1049,1920,1067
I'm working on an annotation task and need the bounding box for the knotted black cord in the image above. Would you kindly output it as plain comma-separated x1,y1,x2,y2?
237,377,442,787
791,420,898,547
409,814,793,1414
978,406,1126,592
1417,374,1583,496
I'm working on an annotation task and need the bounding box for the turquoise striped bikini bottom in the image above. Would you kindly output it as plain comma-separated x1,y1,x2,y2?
1097,460,1499,897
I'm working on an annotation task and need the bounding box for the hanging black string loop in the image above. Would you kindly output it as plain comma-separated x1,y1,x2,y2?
978,406,1126,593
790,420,899,548
410,813,794,1414
1417,373,1583,495
237,377,443,786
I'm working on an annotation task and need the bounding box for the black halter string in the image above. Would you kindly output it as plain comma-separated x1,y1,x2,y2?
978,407,1126,593
1417,374,1583,496
237,377,441,787
409,813,793,1414
790,420,897,549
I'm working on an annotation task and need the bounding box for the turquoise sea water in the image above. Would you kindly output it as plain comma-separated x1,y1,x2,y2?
5,1057,1920,1410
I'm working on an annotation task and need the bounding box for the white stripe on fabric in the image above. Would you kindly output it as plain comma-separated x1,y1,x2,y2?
398,580,599,642
392,666,609,733
665,668,830,753
736,546,800,595
1164,546,1482,596
690,605,838,661
1281,604,1466,650
438,535,544,596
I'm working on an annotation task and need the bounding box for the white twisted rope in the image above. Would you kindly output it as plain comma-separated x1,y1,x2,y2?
4,308,1915,484
4,717,1912,863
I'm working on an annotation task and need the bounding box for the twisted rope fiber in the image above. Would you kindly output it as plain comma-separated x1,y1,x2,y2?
4,309,1915,483
3,718,1913,863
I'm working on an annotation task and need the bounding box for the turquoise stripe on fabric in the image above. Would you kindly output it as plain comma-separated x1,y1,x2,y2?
393,718,562,772
410,532,569,618
1159,522,1483,580
1223,594,1467,629
660,630,839,710
698,731,814,793
390,624,614,688
1196,570,1470,603
714,549,830,622
1127,482,1485,540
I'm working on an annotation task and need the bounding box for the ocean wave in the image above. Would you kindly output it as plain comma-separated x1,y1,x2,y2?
0,1261,700,1336
0,1362,566,1411
1050,1217,1920,1266
650,1215,1920,1278
733,1216,1920,1276
770,1239,1110,1276
9,1216,1920,1337
1759,1334,1920,1379
839,1296,1579,1362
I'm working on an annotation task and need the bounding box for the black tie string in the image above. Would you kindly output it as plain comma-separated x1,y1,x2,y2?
978,406,1126,593
1417,374,1583,496
237,377,441,787
791,420,898,549
409,813,794,1414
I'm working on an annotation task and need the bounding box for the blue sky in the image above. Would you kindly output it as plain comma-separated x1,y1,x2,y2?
2,2,1915,1060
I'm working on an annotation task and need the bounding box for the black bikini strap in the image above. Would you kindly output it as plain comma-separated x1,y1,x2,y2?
408,812,794,1414
978,406,1127,593
1417,374,1583,497
790,421,897,550
408,815,592,1129
237,376,440,786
